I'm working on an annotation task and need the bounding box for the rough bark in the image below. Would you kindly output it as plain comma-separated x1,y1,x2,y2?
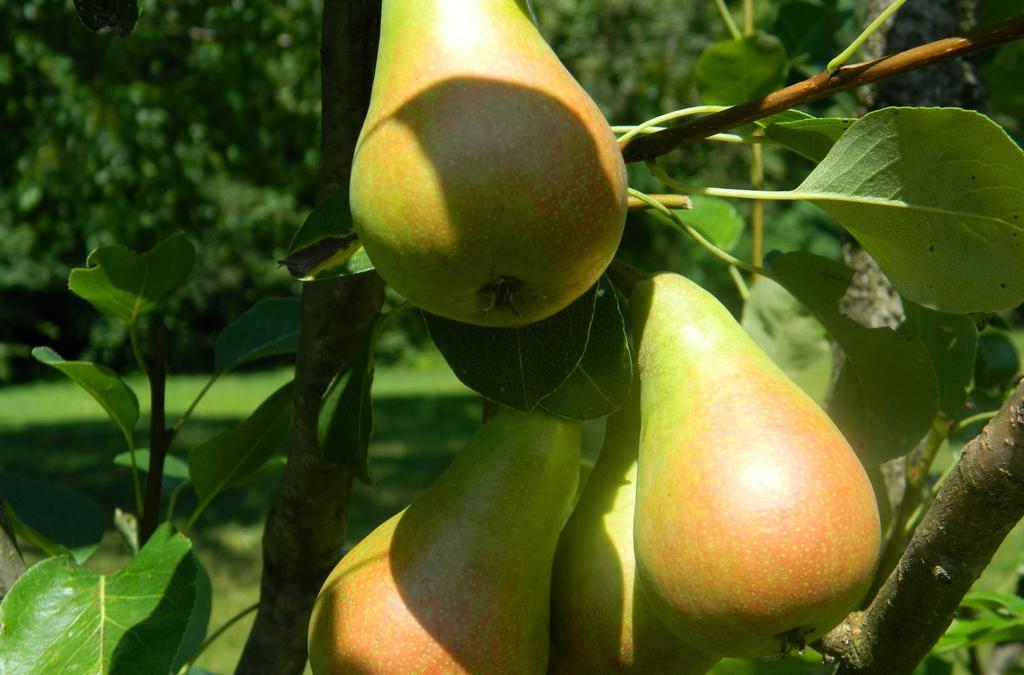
0,505,26,603
820,381,1024,674
233,2,383,673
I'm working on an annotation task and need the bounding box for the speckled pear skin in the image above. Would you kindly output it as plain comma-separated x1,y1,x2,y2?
629,273,881,659
350,0,628,328
549,385,721,674
308,408,582,674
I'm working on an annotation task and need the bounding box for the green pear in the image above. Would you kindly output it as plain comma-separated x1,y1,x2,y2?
308,407,582,674
550,382,721,673
630,273,881,658
350,0,628,328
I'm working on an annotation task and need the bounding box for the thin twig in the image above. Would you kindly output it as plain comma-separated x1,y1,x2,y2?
626,193,692,210
620,14,1024,162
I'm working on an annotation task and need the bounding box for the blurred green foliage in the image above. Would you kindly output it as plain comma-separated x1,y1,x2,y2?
2,0,1021,381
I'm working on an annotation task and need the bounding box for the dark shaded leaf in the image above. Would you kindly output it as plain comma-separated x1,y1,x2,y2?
697,32,787,105
541,278,632,420
318,313,389,482
283,188,370,280
424,284,598,411
214,297,301,373
0,474,108,564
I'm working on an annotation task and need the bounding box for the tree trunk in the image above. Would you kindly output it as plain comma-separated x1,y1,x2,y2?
233,2,383,673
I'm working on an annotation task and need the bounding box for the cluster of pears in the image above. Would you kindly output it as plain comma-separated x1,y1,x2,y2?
307,273,882,673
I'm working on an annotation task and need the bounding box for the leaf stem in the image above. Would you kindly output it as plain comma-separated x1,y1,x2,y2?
827,0,910,74
615,106,728,144
166,480,190,524
629,187,770,278
180,602,261,674
172,373,221,437
646,160,797,202
714,0,742,40
951,410,998,435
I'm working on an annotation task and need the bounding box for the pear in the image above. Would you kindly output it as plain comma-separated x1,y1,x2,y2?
550,383,721,674
308,407,582,674
629,273,881,658
350,0,628,327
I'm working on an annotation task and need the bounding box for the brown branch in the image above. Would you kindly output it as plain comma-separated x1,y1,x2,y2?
626,193,691,210
139,324,169,545
819,380,1024,675
620,14,1024,163
0,503,26,603
233,2,384,673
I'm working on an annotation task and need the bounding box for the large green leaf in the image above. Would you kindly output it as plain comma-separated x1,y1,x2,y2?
214,297,301,373
423,284,598,411
0,525,197,675
696,32,787,106
68,232,196,324
0,474,108,564
188,382,293,510
769,252,938,464
740,277,832,403
30,347,138,447
282,188,370,280
764,117,854,163
795,107,1024,313
318,313,388,482
899,303,978,416
540,278,632,420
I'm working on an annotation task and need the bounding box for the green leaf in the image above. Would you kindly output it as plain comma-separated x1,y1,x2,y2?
68,232,196,323
171,555,212,673
188,382,294,509
765,117,855,163
31,347,139,447
899,303,978,416
741,277,832,403
679,196,745,252
113,450,190,481
974,330,1021,390
0,474,108,564
795,107,1024,314
772,1,853,68
73,0,140,36
0,524,197,675
540,278,632,420
769,252,938,464
214,297,301,373
424,284,598,411
318,314,388,482
960,591,1024,617
981,40,1024,122
282,188,369,280
697,32,787,106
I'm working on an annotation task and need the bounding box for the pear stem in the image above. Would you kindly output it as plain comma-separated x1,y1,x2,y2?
819,380,1024,674
626,193,691,211
620,14,1024,162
